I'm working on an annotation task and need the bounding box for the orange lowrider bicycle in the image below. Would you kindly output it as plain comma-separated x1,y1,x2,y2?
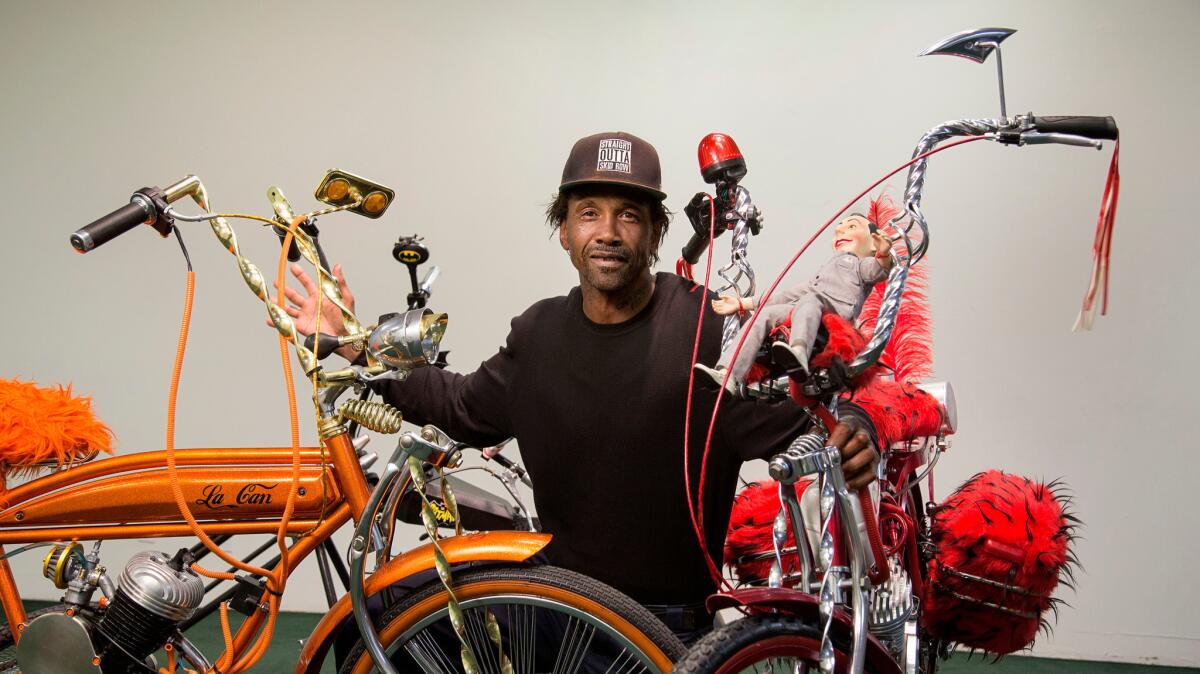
0,171,685,673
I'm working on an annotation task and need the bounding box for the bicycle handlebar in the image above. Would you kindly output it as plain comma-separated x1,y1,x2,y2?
844,112,1119,380
1029,115,1118,140
71,177,203,254
70,198,154,253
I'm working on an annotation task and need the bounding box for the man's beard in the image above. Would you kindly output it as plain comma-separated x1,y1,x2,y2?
578,242,651,293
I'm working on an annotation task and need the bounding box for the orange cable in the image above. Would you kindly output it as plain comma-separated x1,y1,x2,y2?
164,272,273,579
219,217,311,673
214,602,235,673
162,215,313,672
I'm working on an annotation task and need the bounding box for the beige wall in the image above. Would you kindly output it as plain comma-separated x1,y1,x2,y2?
1,0,1196,666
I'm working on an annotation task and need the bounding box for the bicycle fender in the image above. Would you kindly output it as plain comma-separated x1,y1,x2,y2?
294,530,551,673
707,588,903,674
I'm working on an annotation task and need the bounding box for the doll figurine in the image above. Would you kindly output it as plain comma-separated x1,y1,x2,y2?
695,213,894,394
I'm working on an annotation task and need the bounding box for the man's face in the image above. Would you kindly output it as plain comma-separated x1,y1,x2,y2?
559,190,657,293
833,215,875,258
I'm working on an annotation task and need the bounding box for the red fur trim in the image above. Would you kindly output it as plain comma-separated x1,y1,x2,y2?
761,314,881,386
0,379,113,476
847,379,943,447
920,470,1080,654
724,479,813,585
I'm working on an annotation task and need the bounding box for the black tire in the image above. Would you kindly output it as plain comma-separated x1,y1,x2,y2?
672,615,867,674
338,564,686,674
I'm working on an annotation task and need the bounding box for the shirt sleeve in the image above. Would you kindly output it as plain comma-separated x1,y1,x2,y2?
717,395,812,462
369,321,520,448
718,396,878,463
858,257,889,286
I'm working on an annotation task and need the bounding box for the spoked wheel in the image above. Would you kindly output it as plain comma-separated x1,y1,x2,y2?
338,565,687,674
673,615,870,674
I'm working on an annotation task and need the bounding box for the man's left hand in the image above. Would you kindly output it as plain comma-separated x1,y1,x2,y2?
827,421,878,491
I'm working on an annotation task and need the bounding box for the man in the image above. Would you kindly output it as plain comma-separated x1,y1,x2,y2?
278,131,878,643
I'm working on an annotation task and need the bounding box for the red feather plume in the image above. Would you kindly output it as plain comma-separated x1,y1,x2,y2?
858,194,934,384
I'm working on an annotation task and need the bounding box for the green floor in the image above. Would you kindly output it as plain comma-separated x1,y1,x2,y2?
9,601,1199,672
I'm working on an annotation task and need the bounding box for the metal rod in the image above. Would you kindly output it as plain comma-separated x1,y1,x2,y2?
315,543,340,608
188,534,232,564
322,538,351,591
996,46,1007,119
781,486,814,594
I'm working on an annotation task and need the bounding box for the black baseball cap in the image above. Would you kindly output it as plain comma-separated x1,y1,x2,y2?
559,131,666,201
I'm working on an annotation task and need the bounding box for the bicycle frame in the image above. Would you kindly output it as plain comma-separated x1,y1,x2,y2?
0,434,553,670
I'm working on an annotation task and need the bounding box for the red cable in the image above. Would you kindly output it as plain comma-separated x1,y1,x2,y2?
682,194,724,586
683,136,988,587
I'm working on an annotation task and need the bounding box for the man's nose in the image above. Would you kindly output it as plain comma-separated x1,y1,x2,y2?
592,211,621,242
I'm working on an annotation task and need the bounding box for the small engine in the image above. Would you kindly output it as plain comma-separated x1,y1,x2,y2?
868,556,914,661
94,548,204,672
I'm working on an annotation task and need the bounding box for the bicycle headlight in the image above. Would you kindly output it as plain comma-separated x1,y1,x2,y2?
367,308,448,371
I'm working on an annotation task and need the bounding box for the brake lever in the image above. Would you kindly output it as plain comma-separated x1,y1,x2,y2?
1018,131,1103,150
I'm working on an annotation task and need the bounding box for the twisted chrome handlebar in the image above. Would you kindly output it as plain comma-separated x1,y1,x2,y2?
848,114,1107,378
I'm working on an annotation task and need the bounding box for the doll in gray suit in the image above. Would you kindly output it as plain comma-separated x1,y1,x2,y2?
696,213,894,394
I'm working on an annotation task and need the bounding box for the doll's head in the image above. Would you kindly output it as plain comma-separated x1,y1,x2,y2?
833,213,877,258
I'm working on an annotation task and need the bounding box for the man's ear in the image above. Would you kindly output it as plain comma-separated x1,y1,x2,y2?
559,223,569,250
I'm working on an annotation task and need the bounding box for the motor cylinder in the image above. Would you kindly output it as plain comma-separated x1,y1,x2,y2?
94,549,203,671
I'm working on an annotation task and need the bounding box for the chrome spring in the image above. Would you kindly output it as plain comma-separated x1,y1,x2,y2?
339,400,403,434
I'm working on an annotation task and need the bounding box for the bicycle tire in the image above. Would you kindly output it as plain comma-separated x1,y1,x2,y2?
338,564,687,674
672,614,881,674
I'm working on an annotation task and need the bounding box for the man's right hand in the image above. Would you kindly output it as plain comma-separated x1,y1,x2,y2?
268,263,361,361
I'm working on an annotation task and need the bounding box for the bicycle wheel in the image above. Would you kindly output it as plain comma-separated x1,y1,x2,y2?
672,615,875,674
338,564,686,674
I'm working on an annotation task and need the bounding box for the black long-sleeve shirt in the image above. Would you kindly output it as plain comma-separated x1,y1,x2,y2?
375,272,870,605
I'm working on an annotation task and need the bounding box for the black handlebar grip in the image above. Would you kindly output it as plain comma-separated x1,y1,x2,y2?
70,200,153,253
681,231,710,266
303,333,343,360
1031,116,1118,141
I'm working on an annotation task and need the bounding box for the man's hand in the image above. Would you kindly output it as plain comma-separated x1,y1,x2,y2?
827,420,879,491
711,295,750,316
268,263,360,360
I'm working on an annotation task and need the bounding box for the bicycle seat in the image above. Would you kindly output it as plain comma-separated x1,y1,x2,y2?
744,311,880,400
0,379,112,478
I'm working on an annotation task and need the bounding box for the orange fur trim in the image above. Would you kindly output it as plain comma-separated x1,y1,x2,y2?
0,379,113,475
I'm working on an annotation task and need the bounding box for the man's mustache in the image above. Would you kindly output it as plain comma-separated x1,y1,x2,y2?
586,244,632,261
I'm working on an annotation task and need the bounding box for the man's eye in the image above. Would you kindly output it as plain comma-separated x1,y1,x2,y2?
620,211,641,221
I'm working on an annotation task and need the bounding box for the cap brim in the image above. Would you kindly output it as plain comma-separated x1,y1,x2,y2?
559,178,667,201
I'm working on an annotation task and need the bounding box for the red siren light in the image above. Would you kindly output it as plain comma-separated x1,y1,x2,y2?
698,133,748,185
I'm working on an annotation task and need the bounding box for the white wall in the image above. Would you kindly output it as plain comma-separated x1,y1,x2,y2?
1,0,1196,667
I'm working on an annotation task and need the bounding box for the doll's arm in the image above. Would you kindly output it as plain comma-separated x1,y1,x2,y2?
712,294,754,315
872,232,894,270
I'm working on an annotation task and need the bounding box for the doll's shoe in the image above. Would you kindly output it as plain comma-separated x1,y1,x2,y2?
694,363,739,397
770,342,810,378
